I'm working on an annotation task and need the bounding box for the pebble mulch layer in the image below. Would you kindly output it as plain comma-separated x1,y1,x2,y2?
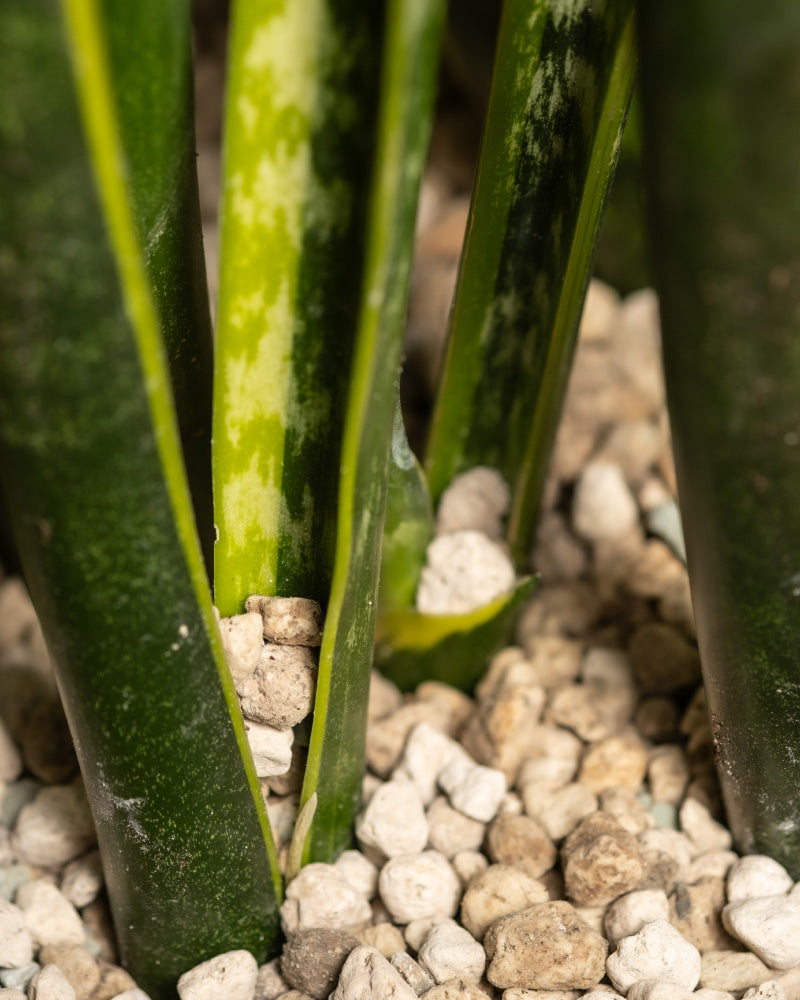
3,280,800,1000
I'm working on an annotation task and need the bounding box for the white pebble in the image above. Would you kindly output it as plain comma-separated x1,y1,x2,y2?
12,782,95,868
333,850,379,900
244,595,323,646
356,780,429,858
626,982,693,1000
0,990,27,1000
243,720,293,777
390,951,435,995
330,946,417,1000
417,921,486,985
573,461,639,542
402,724,471,805
379,851,461,924
281,863,371,934
743,983,787,1000
0,899,34,967
722,895,800,969
217,611,264,679
15,880,84,947
176,949,257,1000
678,798,732,853
435,467,510,539
27,965,76,1000
726,855,794,902
110,992,152,1000
604,890,670,948
606,920,701,993
438,759,506,823
60,850,104,908
416,531,516,615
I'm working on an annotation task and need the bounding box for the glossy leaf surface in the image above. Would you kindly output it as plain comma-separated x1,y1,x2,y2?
0,3,280,995
212,0,383,615
426,0,636,560
301,0,447,863
638,0,800,875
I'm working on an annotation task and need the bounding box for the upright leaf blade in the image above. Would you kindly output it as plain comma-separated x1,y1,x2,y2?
638,0,800,874
301,0,447,863
102,0,215,573
0,3,280,995
425,0,636,560
212,0,383,615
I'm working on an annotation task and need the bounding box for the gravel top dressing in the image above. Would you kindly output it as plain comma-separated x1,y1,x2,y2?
3,274,800,1000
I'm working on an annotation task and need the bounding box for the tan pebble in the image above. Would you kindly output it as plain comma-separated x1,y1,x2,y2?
80,903,117,964
367,670,403,722
451,850,489,886
647,745,690,805
91,962,138,1000
604,888,669,947
518,755,577,796
573,462,639,543
177,950,258,1000
516,583,601,640
28,965,76,1000
693,991,736,1000
599,786,655,836
524,783,597,842
12,780,96,868
254,957,287,1000
236,644,317,729
217,611,264,678
579,736,648,794
561,812,646,907
418,921,485,985
638,830,693,886
686,850,738,883
416,682,474,731
523,637,583,688
551,414,602,482
635,698,679,743
331,946,418,1000
626,983,694,1000
435,467,510,540
356,779,429,859
623,539,685,598
245,595,323,646
533,511,588,582
484,901,607,990
60,850,103,909
16,879,84,948
545,682,636,743
579,278,621,342
658,577,696,638
609,288,665,418
699,951,776,992
628,622,701,695
427,796,486,858
368,701,464,779
419,980,492,999
592,525,647,594
669,877,740,952
460,864,549,940
0,899,33,968
281,863,372,934
0,577,39,646
596,419,664,487
679,797,732,853
744,984,788,1000
391,951,435,995
502,991,581,1000
358,921,405,957
38,945,99,1000
485,813,557,878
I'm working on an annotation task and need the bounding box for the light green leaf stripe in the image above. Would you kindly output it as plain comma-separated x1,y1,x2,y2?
213,0,381,616
300,0,447,863
213,0,324,613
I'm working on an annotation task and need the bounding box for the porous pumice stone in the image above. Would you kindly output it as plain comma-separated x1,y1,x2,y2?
245,595,324,646
416,531,516,614
8,275,800,1000
434,466,510,539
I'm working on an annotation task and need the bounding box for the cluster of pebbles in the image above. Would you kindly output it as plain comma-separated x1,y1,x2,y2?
3,278,800,1000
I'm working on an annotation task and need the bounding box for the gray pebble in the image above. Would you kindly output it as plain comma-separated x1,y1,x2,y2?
281,929,359,999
